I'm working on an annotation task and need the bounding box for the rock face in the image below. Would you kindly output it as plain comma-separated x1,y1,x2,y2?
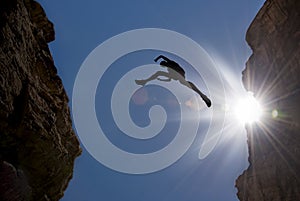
236,0,300,200
0,0,81,200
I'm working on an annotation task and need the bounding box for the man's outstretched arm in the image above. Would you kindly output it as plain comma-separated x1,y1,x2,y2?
154,55,171,62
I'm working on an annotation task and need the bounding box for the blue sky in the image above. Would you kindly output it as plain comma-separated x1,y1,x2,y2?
37,1,264,200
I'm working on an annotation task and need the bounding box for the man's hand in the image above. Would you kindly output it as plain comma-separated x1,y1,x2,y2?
154,55,170,63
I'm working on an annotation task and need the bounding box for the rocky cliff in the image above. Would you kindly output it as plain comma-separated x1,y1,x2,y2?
236,0,300,200
0,0,81,200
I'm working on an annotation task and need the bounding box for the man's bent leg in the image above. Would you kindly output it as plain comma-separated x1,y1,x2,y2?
135,71,170,86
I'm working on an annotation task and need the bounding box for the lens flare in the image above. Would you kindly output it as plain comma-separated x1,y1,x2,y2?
272,109,278,118
234,92,262,124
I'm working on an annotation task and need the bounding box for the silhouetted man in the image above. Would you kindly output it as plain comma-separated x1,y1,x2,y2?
135,55,211,107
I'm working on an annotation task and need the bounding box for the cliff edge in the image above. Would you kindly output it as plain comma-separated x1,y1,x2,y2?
236,0,300,200
0,0,81,200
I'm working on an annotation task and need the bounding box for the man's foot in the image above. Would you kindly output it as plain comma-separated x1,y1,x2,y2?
201,94,212,107
135,79,147,86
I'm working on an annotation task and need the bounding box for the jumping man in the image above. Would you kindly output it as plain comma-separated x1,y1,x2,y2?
135,55,212,107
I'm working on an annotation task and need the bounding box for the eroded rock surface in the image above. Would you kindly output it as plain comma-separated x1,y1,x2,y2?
236,0,300,200
0,0,81,200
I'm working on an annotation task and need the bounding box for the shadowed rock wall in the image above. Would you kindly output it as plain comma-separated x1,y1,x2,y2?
236,0,300,200
0,0,81,200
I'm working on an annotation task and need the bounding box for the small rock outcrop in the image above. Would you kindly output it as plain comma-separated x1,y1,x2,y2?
236,0,300,200
0,0,81,200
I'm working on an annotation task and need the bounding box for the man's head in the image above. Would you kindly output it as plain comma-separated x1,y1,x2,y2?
160,61,168,67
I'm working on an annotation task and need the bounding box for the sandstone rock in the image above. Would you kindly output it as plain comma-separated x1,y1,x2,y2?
0,0,81,200
236,0,300,200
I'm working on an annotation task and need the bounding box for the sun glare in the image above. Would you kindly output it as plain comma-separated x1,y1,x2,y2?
234,92,262,124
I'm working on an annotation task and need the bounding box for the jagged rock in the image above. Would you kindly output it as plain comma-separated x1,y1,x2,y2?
0,0,81,200
236,0,300,200
0,160,31,201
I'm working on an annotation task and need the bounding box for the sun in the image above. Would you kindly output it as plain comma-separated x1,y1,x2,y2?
234,92,262,124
